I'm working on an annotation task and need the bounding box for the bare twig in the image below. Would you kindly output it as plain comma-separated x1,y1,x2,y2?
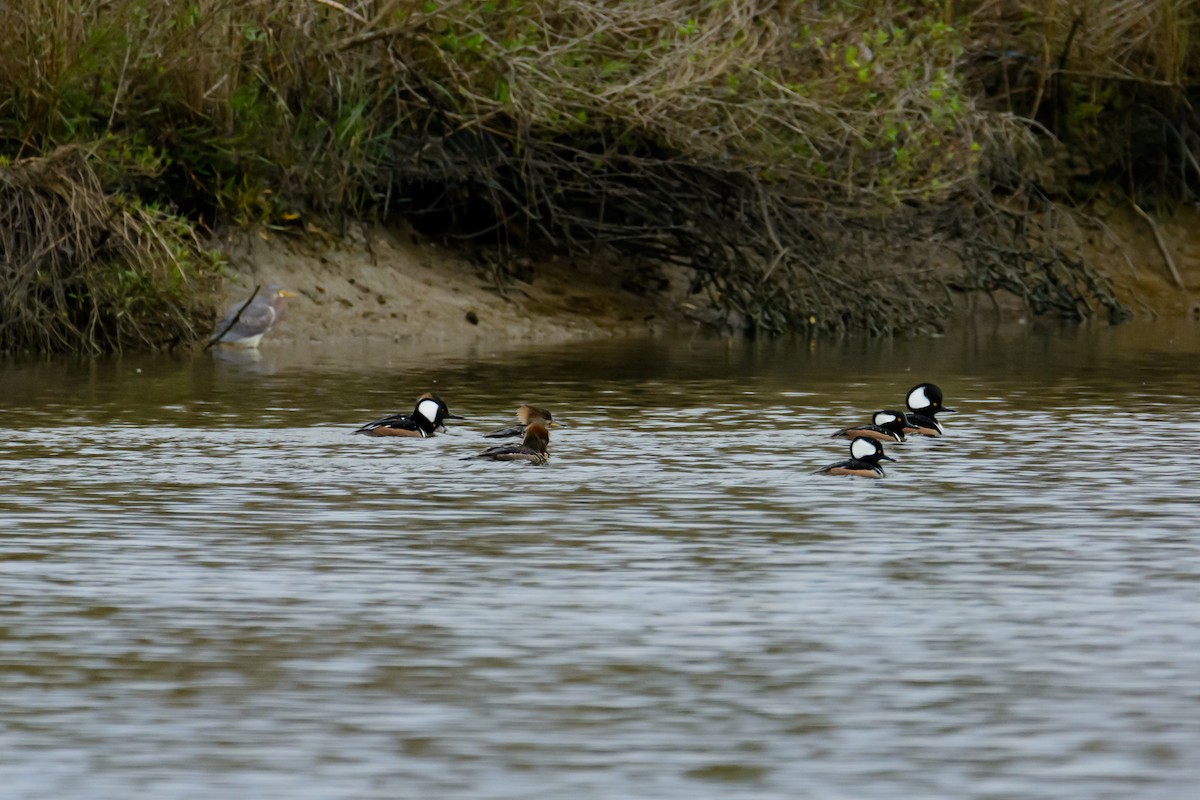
204,285,261,351
1129,200,1186,289
312,0,367,24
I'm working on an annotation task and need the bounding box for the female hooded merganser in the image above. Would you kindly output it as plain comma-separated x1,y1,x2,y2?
483,404,562,438
832,409,909,443
815,436,895,478
353,393,464,437
903,382,956,437
465,422,550,464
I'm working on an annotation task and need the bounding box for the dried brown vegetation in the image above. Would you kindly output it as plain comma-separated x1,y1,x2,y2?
0,146,219,353
1,1,1197,351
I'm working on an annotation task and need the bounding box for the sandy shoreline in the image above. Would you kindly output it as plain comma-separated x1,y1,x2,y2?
213,224,697,350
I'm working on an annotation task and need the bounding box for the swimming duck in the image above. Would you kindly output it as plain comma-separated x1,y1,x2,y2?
209,285,296,348
483,404,562,438
903,383,956,437
353,393,464,438
832,409,909,443
465,422,550,464
815,436,895,478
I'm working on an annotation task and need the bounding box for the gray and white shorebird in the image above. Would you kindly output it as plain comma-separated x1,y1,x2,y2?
209,285,297,348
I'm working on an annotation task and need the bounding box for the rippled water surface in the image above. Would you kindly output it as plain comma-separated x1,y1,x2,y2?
3,320,1199,799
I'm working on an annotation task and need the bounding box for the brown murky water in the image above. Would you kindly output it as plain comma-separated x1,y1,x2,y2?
2,320,1199,799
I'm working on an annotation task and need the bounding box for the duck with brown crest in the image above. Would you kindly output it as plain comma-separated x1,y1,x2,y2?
465,422,551,465
483,404,562,439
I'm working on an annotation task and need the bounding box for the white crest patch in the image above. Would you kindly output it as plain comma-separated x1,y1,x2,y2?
908,385,931,409
873,411,898,426
850,438,879,460
417,398,442,424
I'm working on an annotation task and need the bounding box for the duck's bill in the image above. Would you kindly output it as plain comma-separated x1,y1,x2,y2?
445,413,465,420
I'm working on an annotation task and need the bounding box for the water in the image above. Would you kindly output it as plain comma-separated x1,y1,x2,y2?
2,320,1199,799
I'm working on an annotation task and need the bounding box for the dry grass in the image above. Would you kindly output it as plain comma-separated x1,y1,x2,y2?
1,1,1195,348
962,0,1200,194
0,146,219,353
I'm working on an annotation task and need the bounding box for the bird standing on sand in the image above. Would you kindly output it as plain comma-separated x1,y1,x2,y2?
209,285,297,348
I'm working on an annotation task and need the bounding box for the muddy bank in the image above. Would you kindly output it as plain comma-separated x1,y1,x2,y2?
215,224,697,348
1082,205,1200,320
216,203,1200,348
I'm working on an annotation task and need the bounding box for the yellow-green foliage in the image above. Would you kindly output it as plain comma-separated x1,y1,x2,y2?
0,1,990,213
394,1,990,202
2,1,1194,215
0,1,1194,347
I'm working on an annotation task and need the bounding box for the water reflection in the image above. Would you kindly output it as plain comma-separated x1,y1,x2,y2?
2,319,1199,799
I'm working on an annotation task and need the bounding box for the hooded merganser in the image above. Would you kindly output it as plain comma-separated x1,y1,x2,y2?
353,393,464,437
832,409,909,443
483,404,562,438
464,421,550,464
209,285,297,349
815,436,895,478
903,383,956,437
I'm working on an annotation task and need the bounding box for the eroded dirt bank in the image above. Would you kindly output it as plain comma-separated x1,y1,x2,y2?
214,206,1200,348
1082,205,1200,320
215,224,697,348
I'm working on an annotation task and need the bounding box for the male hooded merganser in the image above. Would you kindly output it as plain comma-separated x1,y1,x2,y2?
483,404,562,438
832,409,909,443
353,393,464,437
464,422,550,464
815,436,895,478
903,382,956,437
